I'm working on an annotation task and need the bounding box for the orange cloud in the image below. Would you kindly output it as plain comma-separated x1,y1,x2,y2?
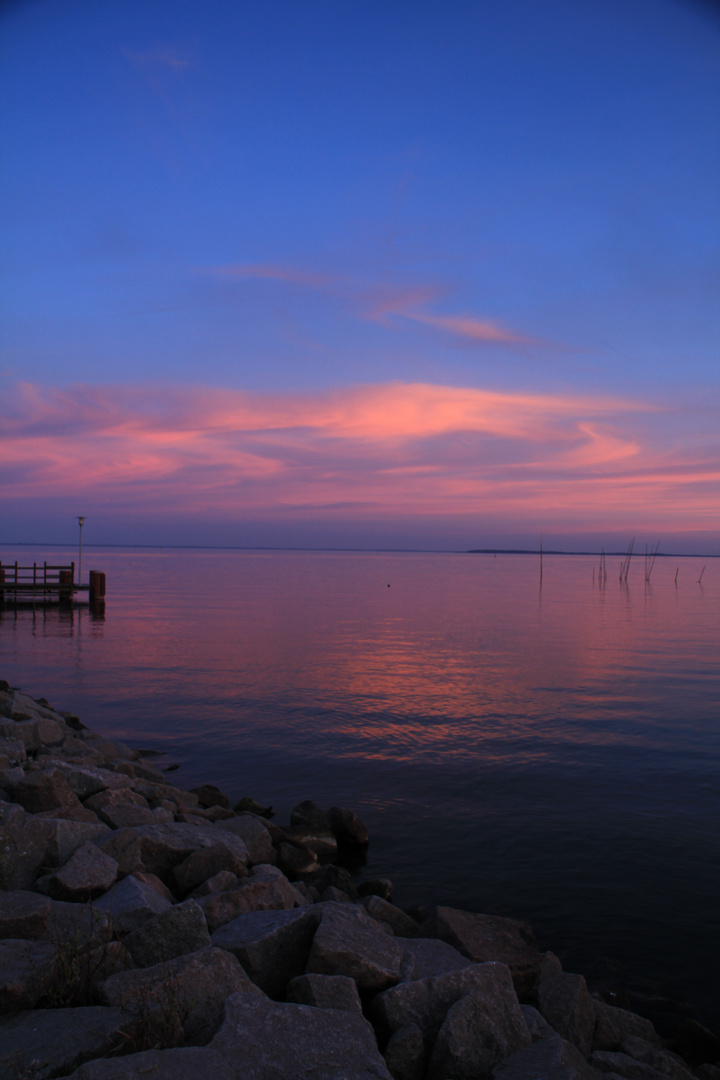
2,380,717,533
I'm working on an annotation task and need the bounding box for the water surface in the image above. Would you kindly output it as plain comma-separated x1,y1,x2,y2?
1,547,718,1029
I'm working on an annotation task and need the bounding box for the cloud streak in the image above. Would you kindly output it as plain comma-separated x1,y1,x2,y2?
208,264,563,350
2,380,717,534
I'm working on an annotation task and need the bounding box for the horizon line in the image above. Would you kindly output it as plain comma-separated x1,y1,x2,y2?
0,542,716,559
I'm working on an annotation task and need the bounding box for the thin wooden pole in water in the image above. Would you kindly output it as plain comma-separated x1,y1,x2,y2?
539,536,543,585
675,566,679,585
698,565,706,583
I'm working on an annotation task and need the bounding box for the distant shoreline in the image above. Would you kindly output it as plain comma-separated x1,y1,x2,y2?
0,541,717,559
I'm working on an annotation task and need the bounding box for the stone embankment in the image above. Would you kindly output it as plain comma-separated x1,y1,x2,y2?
1,681,718,1080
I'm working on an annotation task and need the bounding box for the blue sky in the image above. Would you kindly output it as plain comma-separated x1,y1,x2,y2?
1,0,719,549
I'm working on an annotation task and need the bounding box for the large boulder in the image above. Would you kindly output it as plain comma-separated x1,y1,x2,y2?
46,900,113,948
214,815,275,865
65,1047,235,1080
325,805,369,846
384,1023,426,1080
307,902,404,992
46,762,133,801
209,992,393,1079
131,823,247,881
419,906,542,996
536,972,596,1055
0,801,49,889
371,962,519,1044
211,906,321,997
48,841,119,901
589,1049,674,1079
40,818,112,867
0,1006,137,1080
93,873,174,934
593,1000,663,1051
124,900,211,967
100,946,261,1045
400,937,475,981
427,966,531,1080
492,1035,600,1080
620,1037,696,1080
362,895,419,938
197,865,306,933
0,890,52,940
170,840,249,896
0,938,57,1011
5,768,79,813
287,973,363,1014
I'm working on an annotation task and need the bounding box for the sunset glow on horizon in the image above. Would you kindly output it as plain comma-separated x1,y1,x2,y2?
1,1,718,552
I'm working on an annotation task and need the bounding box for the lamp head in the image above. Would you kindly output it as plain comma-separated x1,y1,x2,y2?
78,516,85,526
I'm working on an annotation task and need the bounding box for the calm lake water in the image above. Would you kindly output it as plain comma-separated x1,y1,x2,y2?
1,547,718,1031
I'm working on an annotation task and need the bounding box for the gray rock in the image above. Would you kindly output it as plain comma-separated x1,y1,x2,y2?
363,895,419,937
124,899,211,967
590,1050,672,1079
0,803,50,888
190,870,239,898
0,938,57,1011
0,718,39,752
307,901,404,992
98,827,145,876
0,737,26,767
493,1035,600,1080
536,972,596,1055
321,885,353,902
214,814,276,865
0,890,51,939
211,906,320,997
290,799,328,832
97,803,157,829
100,946,261,1045
326,805,369,846
358,878,394,901
6,767,81,813
286,826,339,857
132,823,245,880
47,762,132,801
93,873,174,934
536,949,563,983
400,937,475,981
276,840,318,876
170,839,249,896
371,962,520,1043
65,1046,235,1080
287,972,363,1014
198,864,306,933
384,1023,425,1080
520,1003,558,1041
48,841,118,900
190,784,229,810
620,1037,696,1080
84,786,147,812
0,1006,137,1080
209,992,393,1079
695,1067,720,1080
427,965,531,1079
39,818,112,867
419,906,542,997
593,1001,663,1050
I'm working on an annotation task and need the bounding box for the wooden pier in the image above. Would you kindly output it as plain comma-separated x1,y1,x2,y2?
0,562,105,607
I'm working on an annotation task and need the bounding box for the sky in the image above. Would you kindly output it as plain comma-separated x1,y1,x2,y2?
1,0,718,552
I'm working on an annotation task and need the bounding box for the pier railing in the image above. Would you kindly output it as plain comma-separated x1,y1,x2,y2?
0,563,105,604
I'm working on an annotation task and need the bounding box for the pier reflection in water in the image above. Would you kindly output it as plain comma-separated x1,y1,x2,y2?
1,547,718,1029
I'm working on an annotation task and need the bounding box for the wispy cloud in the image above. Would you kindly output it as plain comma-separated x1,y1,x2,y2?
207,263,564,350
2,380,716,532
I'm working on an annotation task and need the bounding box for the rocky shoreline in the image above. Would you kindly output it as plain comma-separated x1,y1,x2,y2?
1,680,718,1080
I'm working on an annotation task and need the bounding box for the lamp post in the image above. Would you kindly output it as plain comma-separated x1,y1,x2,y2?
77,516,85,586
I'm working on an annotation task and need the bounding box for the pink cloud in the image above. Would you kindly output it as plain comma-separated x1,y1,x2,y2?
2,380,717,533
207,263,563,349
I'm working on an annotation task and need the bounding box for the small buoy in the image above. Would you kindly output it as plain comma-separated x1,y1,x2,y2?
387,584,391,587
